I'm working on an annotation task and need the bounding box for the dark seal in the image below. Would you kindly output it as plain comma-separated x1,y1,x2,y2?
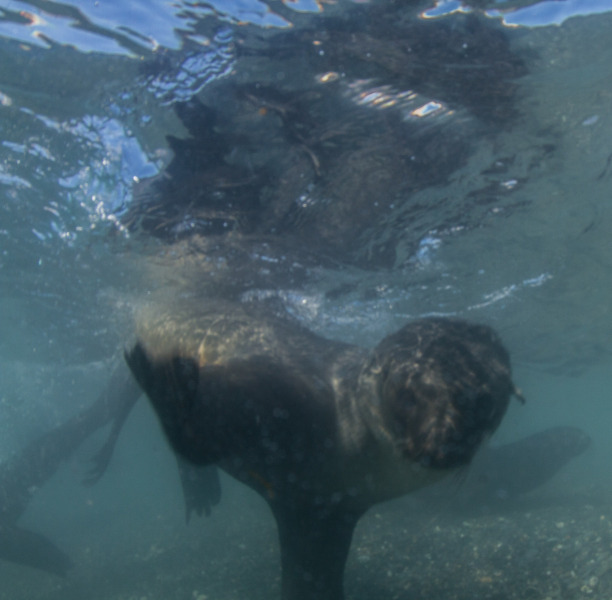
0,362,139,576
470,426,591,502
126,303,520,600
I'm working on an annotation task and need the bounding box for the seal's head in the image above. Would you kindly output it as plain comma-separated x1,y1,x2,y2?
360,318,518,470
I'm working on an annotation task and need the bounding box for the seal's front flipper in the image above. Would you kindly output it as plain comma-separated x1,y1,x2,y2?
0,524,72,577
125,344,201,458
272,504,363,600
177,458,222,521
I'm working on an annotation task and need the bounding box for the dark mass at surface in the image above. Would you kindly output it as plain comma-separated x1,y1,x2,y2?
125,9,527,269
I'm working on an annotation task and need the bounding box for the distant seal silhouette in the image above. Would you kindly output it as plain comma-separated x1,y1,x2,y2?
126,303,521,600
469,425,591,502
0,363,139,576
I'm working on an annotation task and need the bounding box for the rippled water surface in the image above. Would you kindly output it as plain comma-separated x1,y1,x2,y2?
2,1,612,598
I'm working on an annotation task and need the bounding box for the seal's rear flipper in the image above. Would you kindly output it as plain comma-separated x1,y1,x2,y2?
272,504,363,600
0,524,72,577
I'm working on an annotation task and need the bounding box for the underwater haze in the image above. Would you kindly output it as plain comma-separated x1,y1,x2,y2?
1,0,612,598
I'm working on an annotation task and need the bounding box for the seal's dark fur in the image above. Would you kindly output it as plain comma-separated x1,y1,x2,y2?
127,305,518,600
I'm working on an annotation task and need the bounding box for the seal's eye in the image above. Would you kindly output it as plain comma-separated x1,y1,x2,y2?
380,370,425,425
399,391,418,412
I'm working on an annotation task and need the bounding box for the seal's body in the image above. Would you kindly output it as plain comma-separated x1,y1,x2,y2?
127,303,518,600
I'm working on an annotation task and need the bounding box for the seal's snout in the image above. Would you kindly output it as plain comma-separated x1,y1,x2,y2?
368,318,516,470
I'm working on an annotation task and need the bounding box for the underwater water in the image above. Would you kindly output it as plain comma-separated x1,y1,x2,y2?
1,0,612,598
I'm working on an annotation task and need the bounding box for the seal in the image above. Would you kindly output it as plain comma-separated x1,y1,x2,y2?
468,426,591,502
0,358,222,576
126,303,520,600
0,362,143,576
0,362,133,576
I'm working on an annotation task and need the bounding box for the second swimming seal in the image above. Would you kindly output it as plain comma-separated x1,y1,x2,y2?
126,304,521,600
